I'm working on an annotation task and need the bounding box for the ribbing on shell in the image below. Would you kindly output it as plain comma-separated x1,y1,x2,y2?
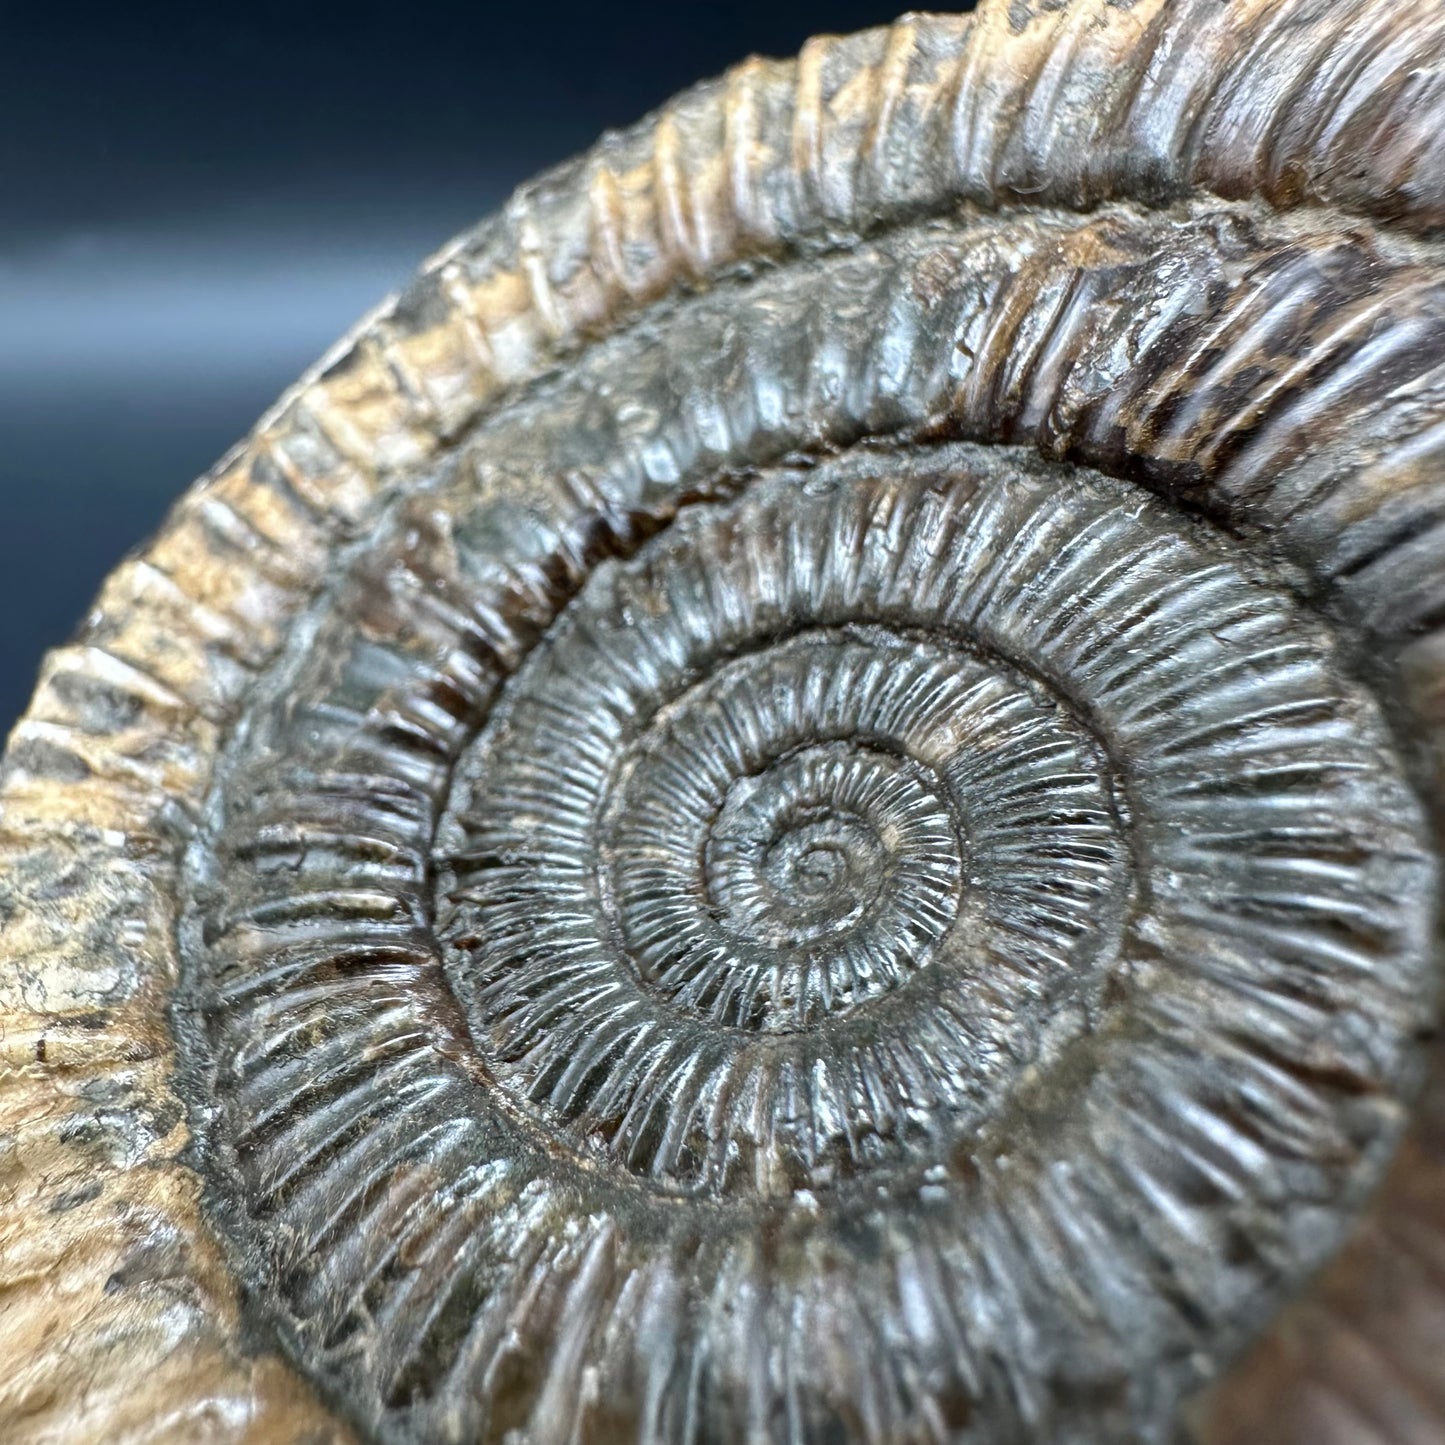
5,4,1445,1444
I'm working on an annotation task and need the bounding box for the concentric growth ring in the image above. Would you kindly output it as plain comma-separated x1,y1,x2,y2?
425,455,1427,1211
436,464,1140,1194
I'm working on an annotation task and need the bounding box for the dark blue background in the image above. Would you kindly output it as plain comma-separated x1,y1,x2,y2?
0,1,948,732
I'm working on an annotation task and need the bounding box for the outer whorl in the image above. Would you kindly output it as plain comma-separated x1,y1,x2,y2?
5,3,1445,1442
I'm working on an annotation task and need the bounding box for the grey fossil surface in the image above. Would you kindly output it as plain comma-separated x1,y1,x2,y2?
4,3,1445,1443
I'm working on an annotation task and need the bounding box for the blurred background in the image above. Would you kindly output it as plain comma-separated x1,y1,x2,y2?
0,0,956,734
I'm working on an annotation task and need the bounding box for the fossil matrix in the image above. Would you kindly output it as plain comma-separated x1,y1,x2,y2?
2,3,1445,1443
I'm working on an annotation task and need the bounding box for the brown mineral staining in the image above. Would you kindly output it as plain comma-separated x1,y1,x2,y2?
4,2,1445,1442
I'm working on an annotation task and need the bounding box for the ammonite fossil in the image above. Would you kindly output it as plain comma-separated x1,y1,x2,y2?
6,2,1445,1441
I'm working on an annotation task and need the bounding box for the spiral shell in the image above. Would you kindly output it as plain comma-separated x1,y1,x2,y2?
6,3,1445,1442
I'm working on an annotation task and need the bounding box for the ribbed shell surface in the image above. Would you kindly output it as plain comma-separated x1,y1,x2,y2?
4,4,1445,1443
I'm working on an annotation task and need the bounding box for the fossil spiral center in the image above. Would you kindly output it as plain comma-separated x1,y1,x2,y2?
602,666,972,1033
707,745,953,941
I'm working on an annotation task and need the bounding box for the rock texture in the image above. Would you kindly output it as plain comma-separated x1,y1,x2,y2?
3,3,1445,1442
